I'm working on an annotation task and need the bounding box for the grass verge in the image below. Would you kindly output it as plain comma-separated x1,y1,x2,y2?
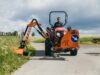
0,36,35,75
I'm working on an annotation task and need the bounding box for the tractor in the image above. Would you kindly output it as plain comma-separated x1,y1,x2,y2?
16,11,80,57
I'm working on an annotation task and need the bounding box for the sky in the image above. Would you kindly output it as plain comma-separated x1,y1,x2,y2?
0,0,100,35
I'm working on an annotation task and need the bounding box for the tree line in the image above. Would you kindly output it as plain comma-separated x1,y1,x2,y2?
0,31,35,36
0,31,18,36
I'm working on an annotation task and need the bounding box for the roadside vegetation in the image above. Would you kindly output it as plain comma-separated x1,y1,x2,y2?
32,37,45,43
80,36,100,44
0,36,35,75
32,36,100,44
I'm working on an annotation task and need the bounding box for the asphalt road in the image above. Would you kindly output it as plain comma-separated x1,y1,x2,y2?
13,43,100,75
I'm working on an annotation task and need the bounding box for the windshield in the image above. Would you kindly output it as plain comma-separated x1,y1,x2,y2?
49,11,68,26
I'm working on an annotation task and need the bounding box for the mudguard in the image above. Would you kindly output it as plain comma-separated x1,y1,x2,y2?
61,29,80,49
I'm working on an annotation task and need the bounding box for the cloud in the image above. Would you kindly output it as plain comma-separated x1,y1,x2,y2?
0,0,100,35
0,17,27,32
79,29,100,35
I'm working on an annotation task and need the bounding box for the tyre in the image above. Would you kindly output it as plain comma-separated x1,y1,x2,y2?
45,39,52,56
70,48,78,56
23,51,29,56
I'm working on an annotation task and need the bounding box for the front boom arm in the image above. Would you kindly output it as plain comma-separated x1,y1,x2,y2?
19,19,48,48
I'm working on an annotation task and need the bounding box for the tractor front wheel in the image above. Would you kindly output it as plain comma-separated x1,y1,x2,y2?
45,39,52,56
70,48,78,56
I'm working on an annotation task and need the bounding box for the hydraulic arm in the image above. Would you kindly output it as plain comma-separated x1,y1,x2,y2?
19,19,48,48
16,19,47,55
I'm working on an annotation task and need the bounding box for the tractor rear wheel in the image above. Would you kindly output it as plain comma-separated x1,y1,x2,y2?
70,48,78,56
45,39,52,56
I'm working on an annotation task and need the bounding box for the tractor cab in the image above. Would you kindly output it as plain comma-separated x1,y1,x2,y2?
49,11,68,30
48,11,68,45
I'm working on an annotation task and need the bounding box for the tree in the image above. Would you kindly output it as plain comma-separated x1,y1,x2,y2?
13,31,18,36
32,32,35,36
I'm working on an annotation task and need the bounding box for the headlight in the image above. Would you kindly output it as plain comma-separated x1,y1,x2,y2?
64,32,66,35
56,33,60,37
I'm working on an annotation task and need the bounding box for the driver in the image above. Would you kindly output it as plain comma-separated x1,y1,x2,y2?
53,17,64,28
67,26,72,31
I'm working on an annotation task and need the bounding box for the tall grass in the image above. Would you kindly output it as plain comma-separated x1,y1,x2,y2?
80,36,100,44
0,36,28,75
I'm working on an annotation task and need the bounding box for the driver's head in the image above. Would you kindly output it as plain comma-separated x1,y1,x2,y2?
57,17,61,22
67,26,72,31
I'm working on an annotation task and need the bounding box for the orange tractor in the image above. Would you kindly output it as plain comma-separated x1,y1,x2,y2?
16,11,80,57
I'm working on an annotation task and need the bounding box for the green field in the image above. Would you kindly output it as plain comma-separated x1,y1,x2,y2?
32,36,100,44
80,36,100,44
0,36,35,75
32,37,45,43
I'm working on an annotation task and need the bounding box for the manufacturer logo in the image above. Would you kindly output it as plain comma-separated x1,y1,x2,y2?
71,34,79,42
